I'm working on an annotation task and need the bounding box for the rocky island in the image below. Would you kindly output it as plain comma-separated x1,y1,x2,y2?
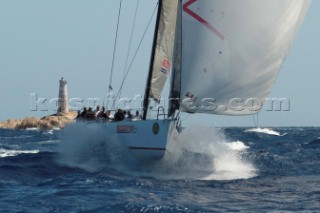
0,112,77,130
0,78,77,130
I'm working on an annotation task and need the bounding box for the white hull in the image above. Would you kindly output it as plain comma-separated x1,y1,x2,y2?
101,119,175,160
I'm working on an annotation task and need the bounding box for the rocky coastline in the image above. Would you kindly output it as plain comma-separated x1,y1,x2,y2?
0,112,77,130
0,77,78,130
0,77,78,131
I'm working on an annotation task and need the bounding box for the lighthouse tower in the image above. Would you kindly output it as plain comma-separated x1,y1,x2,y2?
57,77,69,115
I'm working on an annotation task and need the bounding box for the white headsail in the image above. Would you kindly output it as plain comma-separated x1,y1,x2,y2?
150,0,179,102
179,0,311,115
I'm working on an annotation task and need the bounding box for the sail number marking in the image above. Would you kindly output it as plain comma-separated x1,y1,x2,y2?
117,125,137,133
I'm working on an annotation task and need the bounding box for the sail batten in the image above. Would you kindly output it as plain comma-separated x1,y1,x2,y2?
179,0,311,115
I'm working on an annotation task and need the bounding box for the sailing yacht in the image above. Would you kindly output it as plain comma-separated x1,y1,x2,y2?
101,0,311,160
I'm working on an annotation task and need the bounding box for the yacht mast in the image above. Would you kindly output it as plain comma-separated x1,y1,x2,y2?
142,0,163,120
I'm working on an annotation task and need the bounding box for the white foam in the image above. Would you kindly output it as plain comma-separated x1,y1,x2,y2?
45,130,53,135
245,128,283,136
0,148,39,158
161,126,257,180
226,141,249,151
26,127,39,131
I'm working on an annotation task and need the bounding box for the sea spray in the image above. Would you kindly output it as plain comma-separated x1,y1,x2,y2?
57,122,135,172
161,125,257,180
57,123,256,180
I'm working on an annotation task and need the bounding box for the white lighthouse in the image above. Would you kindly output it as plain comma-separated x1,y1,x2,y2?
57,77,69,115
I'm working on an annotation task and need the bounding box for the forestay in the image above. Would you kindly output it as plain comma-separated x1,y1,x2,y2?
179,0,311,115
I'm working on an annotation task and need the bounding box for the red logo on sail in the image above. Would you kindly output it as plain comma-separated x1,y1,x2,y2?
160,59,171,76
183,0,225,40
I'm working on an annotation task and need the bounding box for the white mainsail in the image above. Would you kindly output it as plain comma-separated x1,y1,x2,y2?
149,0,179,102
179,0,311,115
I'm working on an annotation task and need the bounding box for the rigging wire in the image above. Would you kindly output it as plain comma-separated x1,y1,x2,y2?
107,0,123,110
112,3,158,108
118,0,140,100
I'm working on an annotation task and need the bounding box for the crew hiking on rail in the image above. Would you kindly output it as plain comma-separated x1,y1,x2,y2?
76,106,142,122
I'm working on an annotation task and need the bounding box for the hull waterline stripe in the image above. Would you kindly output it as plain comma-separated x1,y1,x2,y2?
183,0,225,40
129,147,166,151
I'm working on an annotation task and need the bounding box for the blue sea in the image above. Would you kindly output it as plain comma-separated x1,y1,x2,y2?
0,124,319,212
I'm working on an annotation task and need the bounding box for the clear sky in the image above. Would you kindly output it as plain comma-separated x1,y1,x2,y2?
0,0,319,127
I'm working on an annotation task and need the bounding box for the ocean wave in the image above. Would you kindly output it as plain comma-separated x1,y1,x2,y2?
304,137,320,147
245,128,285,136
37,140,60,145
0,135,33,139
0,148,39,158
